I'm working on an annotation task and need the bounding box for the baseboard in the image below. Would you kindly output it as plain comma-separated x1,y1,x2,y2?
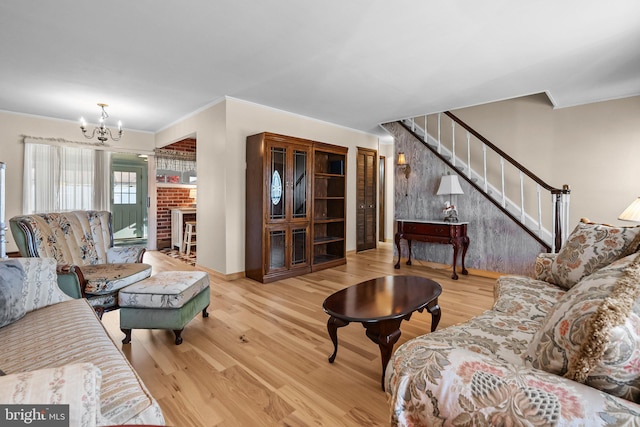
397,258,502,279
196,264,245,281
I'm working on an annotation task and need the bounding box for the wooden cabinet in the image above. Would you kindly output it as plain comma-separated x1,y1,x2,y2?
246,133,312,283
246,133,347,283
312,143,347,270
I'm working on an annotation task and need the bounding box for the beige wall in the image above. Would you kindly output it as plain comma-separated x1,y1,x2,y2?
0,111,155,253
156,97,381,276
452,94,640,229
155,100,227,273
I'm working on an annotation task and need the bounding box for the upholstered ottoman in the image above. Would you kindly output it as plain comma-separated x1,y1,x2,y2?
118,271,210,345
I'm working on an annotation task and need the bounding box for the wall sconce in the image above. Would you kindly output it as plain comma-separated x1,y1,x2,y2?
436,173,464,222
397,152,411,179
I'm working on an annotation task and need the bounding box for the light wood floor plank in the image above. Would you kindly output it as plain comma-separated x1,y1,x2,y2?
101,242,496,426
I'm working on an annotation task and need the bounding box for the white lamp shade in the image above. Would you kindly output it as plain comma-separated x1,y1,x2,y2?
619,197,640,222
436,174,464,195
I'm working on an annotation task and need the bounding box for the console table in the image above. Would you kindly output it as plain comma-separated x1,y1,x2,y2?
394,219,469,280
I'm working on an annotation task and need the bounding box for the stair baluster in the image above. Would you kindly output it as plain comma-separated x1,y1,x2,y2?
398,112,570,251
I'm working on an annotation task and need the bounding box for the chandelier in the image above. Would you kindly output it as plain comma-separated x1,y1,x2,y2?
80,103,123,143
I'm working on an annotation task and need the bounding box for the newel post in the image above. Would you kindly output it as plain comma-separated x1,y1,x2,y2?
553,184,571,252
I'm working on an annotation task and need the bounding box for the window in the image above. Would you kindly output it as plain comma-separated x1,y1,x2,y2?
23,142,110,214
113,171,137,205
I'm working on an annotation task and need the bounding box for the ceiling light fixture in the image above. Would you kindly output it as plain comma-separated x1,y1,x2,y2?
80,103,123,143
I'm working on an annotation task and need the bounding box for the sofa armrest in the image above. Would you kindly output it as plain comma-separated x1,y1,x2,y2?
107,246,146,264
386,347,640,426
534,252,557,282
0,363,112,427
55,264,86,299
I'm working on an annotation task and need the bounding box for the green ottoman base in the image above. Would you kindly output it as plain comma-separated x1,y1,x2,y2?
119,271,210,345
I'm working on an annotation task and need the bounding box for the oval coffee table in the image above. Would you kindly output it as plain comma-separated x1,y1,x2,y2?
322,275,442,390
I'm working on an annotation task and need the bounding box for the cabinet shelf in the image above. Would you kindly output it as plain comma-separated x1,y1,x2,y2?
315,172,345,178
312,144,347,271
313,253,343,264
313,236,344,244
314,217,344,223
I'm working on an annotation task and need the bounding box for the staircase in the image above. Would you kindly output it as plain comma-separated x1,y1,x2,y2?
397,112,570,252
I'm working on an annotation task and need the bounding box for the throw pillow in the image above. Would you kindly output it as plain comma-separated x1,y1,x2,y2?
525,252,640,402
0,259,27,328
547,218,640,289
14,258,72,313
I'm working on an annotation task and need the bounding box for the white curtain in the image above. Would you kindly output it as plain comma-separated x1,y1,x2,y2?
23,142,111,214
94,150,111,211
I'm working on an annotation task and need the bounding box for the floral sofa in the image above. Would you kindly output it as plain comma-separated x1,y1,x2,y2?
10,210,151,314
386,219,640,426
0,257,164,426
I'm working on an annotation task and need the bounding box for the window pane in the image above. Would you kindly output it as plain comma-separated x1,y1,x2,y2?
113,171,137,205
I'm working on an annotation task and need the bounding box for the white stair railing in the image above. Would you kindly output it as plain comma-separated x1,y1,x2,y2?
401,113,571,251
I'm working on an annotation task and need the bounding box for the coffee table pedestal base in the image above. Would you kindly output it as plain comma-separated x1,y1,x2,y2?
327,300,441,391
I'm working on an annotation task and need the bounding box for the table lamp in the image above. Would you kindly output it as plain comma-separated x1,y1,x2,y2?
436,173,464,222
619,197,640,222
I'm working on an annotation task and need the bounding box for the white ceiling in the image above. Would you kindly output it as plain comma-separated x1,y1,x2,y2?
1,1,639,137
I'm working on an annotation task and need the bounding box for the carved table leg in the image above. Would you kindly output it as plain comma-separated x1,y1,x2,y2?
460,236,469,276
451,242,459,280
427,299,441,332
394,233,402,269
173,329,184,345
363,318,404,391
121,328,132,344
406,239,412,266
327,316,349,363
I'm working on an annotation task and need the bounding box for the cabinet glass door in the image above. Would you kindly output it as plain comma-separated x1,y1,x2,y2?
269,147,286,220
268,228,286,271
291,227,308,266
292,150,308,219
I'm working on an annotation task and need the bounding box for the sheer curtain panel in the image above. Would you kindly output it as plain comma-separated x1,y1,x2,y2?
23,142,111,214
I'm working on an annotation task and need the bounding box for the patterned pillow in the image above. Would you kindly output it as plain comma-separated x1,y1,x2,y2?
525,252,640,402
0,363,106,425
1,258,72,313
547,218,640,289
0,260,26,327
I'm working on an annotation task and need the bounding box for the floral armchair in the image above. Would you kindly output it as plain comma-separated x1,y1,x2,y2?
386,219,640,426
10,210,151,316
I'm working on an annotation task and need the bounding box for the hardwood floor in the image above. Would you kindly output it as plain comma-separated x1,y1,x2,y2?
101,243,496,426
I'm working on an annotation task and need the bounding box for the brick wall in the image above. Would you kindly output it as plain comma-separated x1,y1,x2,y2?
156,138,196,249
166,138,196,154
